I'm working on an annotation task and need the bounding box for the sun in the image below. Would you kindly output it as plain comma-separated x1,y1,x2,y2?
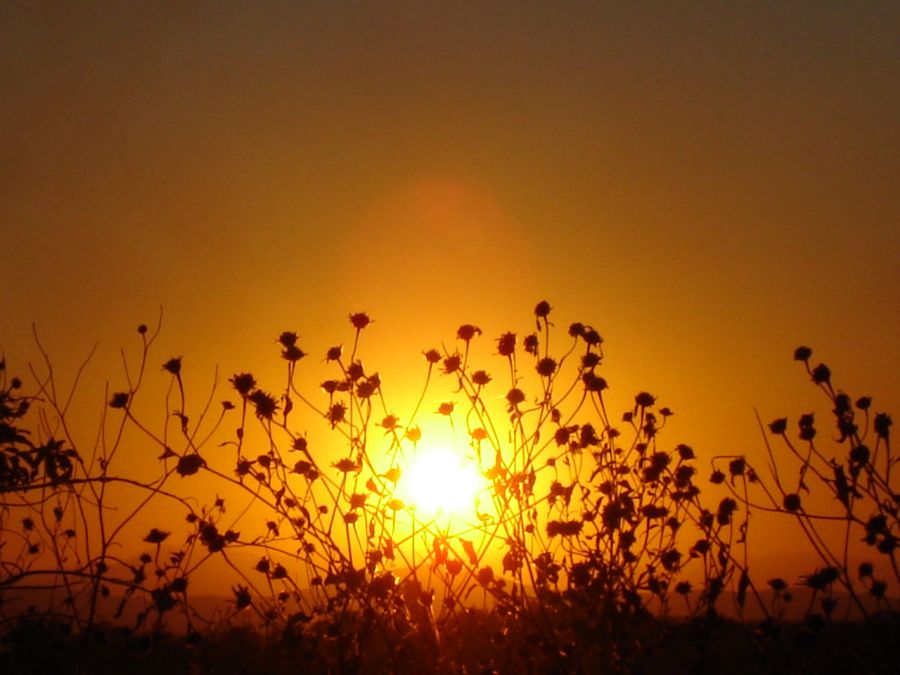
398,446,485,519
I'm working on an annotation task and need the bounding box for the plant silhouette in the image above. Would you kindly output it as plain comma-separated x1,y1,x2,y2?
1,305,897,673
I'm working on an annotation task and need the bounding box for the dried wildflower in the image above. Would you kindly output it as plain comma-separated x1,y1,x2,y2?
580,423,599,446
143,528,170,544
874,412,892,439
137,324,148,334
327,402,347,427
232,585,251,610
798,413,816,441
554,426,573,446
152,587,176,612
676,444,695,460
230,373,256,396
834,393,852,415
457,324,482,341
660,549,682,572
569,322,585,337
248,390,278,420
369,572,397,597
642,452,671,482
380,415,399,431
691,539,711,556
326,345,343,362
849,444,870,471
356,375,379,398
634,392,656,408
674,465,696,485
442,355,461,374
534,300,551,318
582,373,608,392
716,498,738,525
496,332,516,356
472,370,491,386
581,352,601,370
281,344,306,362
536,357,556,377
801,566,840,591
109,392,130,409
794,346,812,361
728,458,746,478
767,578,787,592
423,348,441,364
783,493,801,512
641,505,669,519
583,328,602,345
546,520,583,537
437,401,455,415
349,312,371,330
476,566,494,585
346,360,365,380
162,357,182,375
877,535,896,554
811,363,831,384
523,333,539,355
864,515,888,544
278,331,298,348
506,388,526,407
405,427,421,443
870,580,887,597
858,562,874,579
176,453,205,477
333,457,358,473
445,559,463,576
769,418,788,434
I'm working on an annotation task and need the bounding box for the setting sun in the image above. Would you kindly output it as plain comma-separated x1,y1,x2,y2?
398,446,486,519
3,3,898,672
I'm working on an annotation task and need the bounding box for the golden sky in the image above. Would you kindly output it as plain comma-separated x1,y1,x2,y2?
2,2,898,575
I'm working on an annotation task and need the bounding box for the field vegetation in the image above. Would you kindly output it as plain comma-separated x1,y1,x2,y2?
1,302,896,673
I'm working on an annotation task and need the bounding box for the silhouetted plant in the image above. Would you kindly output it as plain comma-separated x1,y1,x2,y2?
713,345,897,626
1,306,896,673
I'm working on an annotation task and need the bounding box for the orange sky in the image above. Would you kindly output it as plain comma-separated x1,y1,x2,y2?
2,2,898,578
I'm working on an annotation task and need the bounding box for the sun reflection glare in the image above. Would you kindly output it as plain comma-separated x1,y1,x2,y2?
398,446,485,520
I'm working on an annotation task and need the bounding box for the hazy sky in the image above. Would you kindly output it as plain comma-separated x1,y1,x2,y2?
2,0,898,525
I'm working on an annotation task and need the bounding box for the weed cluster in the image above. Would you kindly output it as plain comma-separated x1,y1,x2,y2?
1,303,896,673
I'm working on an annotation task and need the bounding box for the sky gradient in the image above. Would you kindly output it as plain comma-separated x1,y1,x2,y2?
2,2,898,572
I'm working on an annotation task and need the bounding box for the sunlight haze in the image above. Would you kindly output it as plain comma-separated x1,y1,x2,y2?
2,0,898,583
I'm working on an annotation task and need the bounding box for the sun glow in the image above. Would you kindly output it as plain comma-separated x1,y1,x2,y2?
398,446,485,519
